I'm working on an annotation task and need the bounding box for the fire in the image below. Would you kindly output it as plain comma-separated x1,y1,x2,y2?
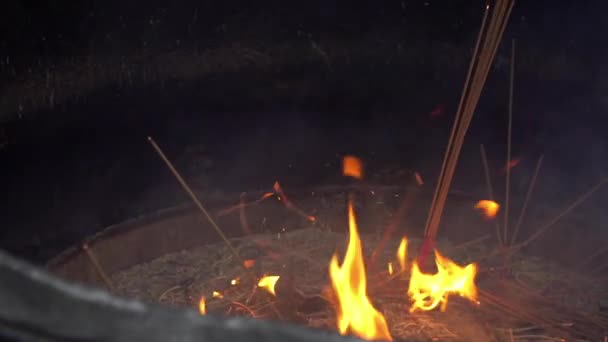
343,155,364,180
212,291,223,299
475,200,500,218
258,275,280,296
198,297,206,315
408,250,478,313
329,201,392,341
387,262,394,275
397,238,408,272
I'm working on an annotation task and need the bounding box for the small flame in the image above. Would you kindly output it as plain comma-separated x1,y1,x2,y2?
397,238,408,272
475,200,500,218
258,275,280,296
387,262,394,275
231,278,240,286
343,156,364,180
199,297,206,315
212,291,223,299
408,250,478,313
329,201,392,341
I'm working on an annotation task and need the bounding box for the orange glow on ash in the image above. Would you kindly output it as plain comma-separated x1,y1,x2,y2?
258,275,280,296
408,250,479,313
343,156,364,180
329,201,392,341
475,200,500,218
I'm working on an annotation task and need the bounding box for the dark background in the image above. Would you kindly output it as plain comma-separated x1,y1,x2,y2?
1,0,607,263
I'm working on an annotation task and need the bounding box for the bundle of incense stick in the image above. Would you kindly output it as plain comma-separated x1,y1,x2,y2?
423,0,515,246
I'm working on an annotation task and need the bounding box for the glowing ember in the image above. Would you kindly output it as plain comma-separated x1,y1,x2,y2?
475,200,500,218
258,275,280,296
502,158,520,173
408,250,479,313
212,291,223,299
230,278,240,286
343,156,364,180
397,238,408,272
414,172,424,186
387,262,394,275
329,201,392,341
198,297,206,315
243,259,256,269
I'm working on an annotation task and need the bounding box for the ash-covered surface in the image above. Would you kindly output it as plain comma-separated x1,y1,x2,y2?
109,226,606,341
105,191,607,341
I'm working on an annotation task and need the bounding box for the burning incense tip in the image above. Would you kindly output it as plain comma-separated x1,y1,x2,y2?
257,275,280,296
198,297,206,315
475,200,500,218
212,291,223,299
230,278,240,286
342,155,364,180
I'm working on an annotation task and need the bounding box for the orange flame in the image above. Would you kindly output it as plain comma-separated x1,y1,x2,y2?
408,250,478,313
397,238,408,272
212,291,223,299
258,275,280,296
198,297,206,315
475,200,500,218
343,156,364,180
329,201,392,341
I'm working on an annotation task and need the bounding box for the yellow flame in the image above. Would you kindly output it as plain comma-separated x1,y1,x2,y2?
397,238,408,272
343,155,364,180
387,262,394,275
212,291,223,299
408,250,478,313
231,278,240,286
198,297,206,315
475,200,500,218
258,275,280,296
329,201,392,341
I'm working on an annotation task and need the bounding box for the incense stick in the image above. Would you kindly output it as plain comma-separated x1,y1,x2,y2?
423,1,515,244
480,144,503,246
510,155,543,245
82,243,114,291
504,39,515,245
515,177,608,249
147,136,241,262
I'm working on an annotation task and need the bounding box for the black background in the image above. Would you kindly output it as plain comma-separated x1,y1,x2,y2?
1,0,607,263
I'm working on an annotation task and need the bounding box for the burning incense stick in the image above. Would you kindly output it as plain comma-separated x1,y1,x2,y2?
421,1,515,265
